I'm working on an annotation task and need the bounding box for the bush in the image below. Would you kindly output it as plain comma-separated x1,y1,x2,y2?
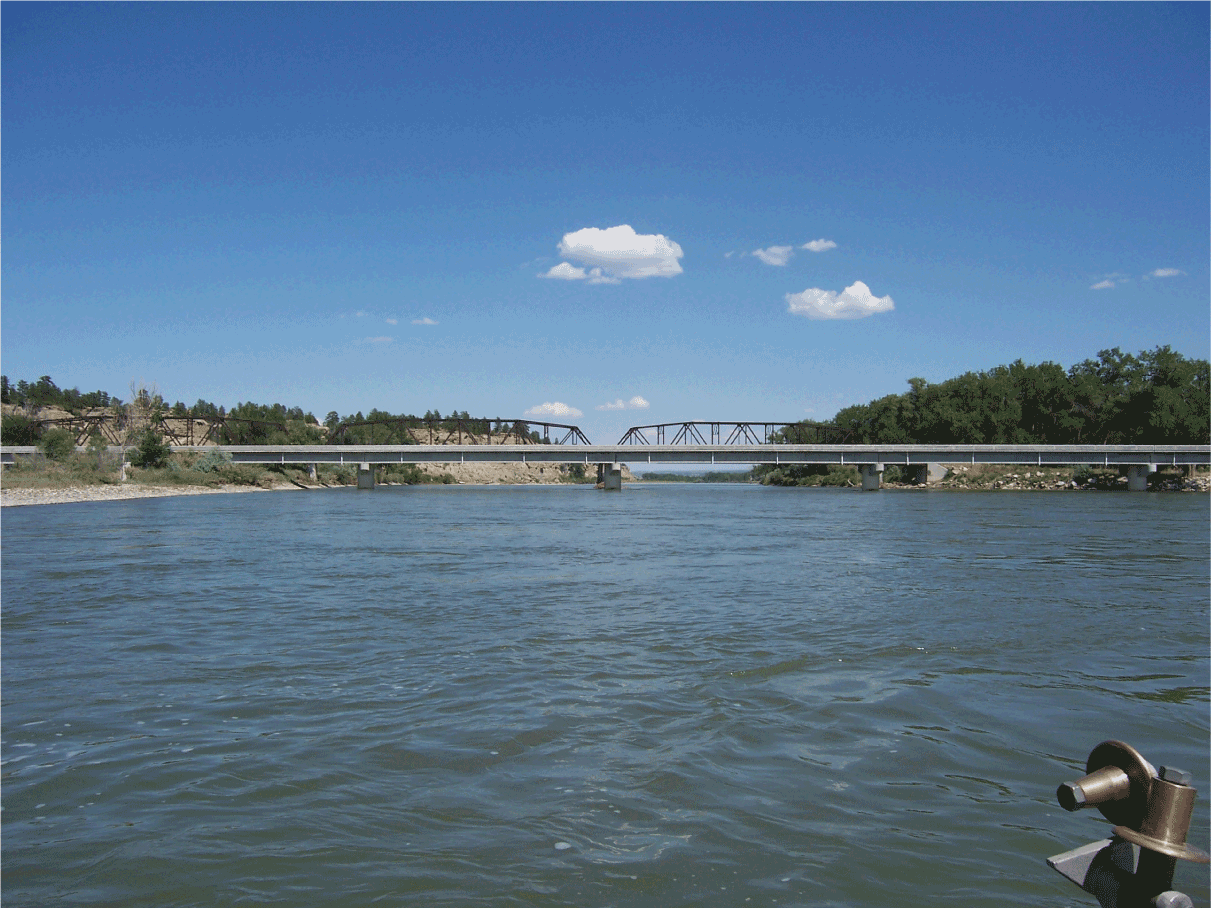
129,429,172,468
191,448,234,473
1,413,42,445
38,428,76,461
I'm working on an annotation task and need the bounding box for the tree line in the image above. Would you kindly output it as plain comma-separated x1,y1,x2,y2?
5,346,1206,449
756,346,1208,485
817,346,1208,445
1,376,546,446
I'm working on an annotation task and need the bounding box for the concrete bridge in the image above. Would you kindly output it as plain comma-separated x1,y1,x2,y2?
5,443,1203,492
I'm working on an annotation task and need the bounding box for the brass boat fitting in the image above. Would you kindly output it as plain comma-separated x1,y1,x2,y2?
1056,739,1156,830
1114,766,1210,865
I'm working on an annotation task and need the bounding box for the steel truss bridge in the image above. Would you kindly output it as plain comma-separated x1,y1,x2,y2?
618,421,849,445
18,412,852,448
328,417,590,446
23,414,593,447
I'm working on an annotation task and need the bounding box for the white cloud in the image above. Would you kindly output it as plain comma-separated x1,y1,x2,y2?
802,239,837,253
553,224,683,280
540,262,588,280
1090,280,1116,290
586,268,620,285
596,395,650,411
539,262,621,284
412,317,438,325
753,245,794,266
786,280,894,320
524,401,583,419
385,318,398,325
364,336,393,344
356,310,367,318
1151,268,1184,278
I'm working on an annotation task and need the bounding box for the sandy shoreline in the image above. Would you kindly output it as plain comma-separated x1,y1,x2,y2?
0,483,312,508
3,467,1206,507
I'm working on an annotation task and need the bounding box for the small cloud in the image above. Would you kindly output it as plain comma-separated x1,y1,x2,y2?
724,251,735,259
525,401,583,419
595,395,651,412
1090,273,1130,289
802,239,837,253
356,310,368,318
786,280,894,320
412,317,438,325
586,267,620,285
540,262,588,281
1150,268,1184,278
364,336,393,344
385,318,398,325
550,224,684,281
753,245,794,266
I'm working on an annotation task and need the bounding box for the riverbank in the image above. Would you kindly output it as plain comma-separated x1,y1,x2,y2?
0,482,313,508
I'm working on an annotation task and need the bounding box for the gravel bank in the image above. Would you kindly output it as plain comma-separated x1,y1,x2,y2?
0,483,306,508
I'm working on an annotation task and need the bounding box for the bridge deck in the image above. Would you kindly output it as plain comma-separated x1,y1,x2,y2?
4,444,1205,466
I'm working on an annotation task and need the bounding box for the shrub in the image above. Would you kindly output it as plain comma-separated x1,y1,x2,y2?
129,429,172,468
1,413,42,445
191,448,234,473
38,428,76,461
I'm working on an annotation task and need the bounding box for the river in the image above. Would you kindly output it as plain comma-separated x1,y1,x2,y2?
2,484,1208,906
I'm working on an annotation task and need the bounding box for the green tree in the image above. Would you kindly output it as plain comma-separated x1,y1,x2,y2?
129,429,172,468
38,428,76,461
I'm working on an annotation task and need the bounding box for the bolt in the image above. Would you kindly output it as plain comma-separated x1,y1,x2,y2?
1159,766,1192,786
1057,781,1087,811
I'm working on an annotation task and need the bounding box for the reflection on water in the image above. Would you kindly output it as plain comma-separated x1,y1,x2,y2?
2,486,1208,906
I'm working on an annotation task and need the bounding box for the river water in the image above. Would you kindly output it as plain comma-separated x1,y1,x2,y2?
3,484,1208,907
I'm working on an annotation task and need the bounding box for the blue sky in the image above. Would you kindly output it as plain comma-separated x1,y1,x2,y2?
3,3,1207,443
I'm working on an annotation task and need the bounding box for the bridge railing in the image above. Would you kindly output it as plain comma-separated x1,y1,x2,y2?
618,421,852,445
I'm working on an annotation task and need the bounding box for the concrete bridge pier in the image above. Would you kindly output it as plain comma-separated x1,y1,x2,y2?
1126,463,1156,492
910,463,948,485
858,463,884,491
309,463,318,481
597,463,623,491
357,462,375,490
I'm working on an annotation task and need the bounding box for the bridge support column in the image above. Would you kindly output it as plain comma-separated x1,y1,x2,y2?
1126,464,1155,492
357,462,375,490
309,463,318,481
598,463,623,491
858,463,884,491
910,463,947,485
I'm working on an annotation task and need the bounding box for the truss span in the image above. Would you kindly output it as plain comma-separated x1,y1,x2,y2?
618,421,852,446
329,417,590,446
